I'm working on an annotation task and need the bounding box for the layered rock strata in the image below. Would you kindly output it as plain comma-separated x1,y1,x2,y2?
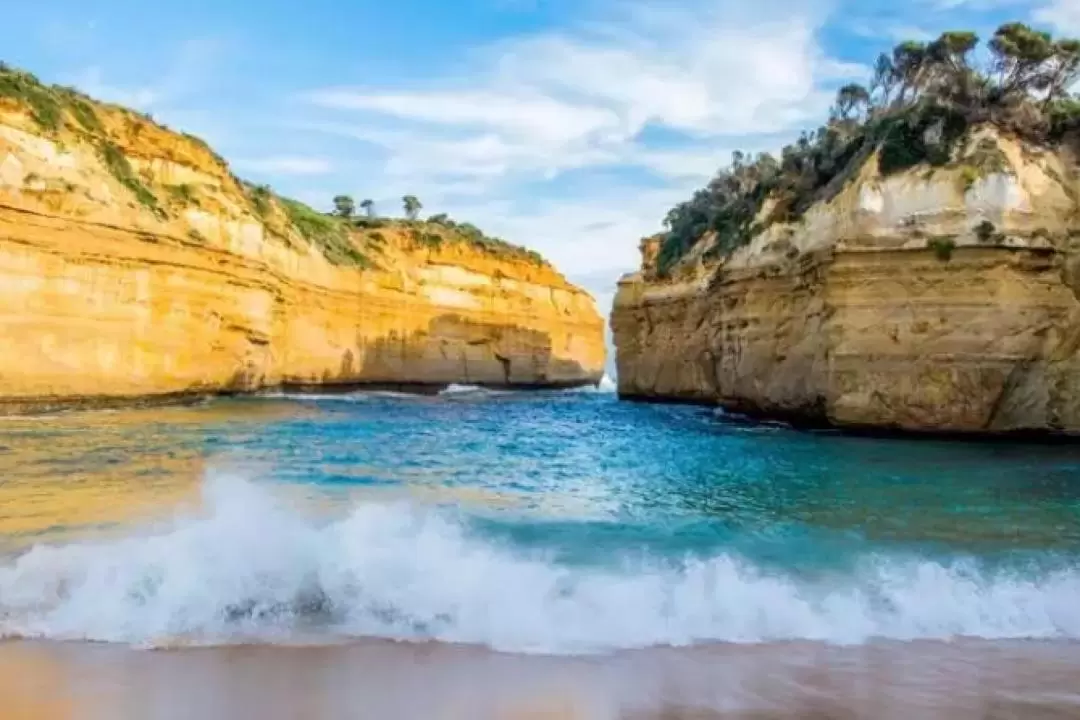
0,86,604,412
613,131,1080,433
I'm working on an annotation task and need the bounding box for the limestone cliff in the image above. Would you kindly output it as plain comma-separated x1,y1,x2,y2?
613,129,1080,434
0,69,604,412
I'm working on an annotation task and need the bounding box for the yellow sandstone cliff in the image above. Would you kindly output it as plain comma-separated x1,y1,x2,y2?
0,70,604,412
612,129,1080,434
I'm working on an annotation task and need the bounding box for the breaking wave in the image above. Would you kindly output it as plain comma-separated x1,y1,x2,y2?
438,384,512,397
253,390,371,403
1,472,1078,653
583,374,617,393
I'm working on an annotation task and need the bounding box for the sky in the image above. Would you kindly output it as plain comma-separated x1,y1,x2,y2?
3,0,1080,338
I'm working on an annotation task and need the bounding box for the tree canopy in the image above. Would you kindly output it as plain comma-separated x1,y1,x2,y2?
656,22,1080,276
402,195,422,220
332,195,355,218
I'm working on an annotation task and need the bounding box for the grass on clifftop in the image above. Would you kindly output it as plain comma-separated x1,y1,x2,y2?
279,197,373,268
353,214,547,267
416,213,547,266
0,62,163,215
240,183,373,268
321,199,549,267
656,23,1080,276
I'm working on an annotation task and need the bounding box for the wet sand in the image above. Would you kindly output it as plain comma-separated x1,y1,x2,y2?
2,638,1079,720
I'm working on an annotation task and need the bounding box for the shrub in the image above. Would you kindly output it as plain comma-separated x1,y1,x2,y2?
959,165,983,191
97,140,160,213
247,184,272,217
1048,97,1080,139
419,231,443,247
67,96,103,134
877,106,968,175
166,183,197,205
279,196,370,268
929,236,956,261
0,67,63,131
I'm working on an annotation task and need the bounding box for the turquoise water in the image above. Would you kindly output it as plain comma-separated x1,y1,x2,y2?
1,386,1080,653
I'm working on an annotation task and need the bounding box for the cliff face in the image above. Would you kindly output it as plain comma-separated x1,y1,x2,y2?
612,130,1080,433
0,81,604,412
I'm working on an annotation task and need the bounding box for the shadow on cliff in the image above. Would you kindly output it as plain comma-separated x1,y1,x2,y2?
281,313,598,394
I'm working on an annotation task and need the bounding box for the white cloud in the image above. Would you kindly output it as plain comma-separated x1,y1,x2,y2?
308,89,622,147
302,0,854,187
451,183,697,288
486,19,859,138
236,156,333,175
290,0,864,311
1035,0,1080,34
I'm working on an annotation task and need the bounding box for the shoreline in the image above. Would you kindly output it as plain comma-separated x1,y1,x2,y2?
0,377,603,417
3,637,1079,719
617,392,1080,444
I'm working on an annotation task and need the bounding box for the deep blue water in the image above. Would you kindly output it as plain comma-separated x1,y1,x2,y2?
1,386,1080,652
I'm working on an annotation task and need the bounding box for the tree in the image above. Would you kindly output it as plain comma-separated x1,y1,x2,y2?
989,23,1055,98
928,32,978,75
332,195,355,218
428,212,450,225
892,41,929,105
360,199,375,218
1045,38,1080,105
870,53,898,108
402,195,422,221
833,83,871,121
925,31,980,102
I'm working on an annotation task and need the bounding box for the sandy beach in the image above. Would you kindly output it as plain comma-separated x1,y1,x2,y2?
2,638,1080,720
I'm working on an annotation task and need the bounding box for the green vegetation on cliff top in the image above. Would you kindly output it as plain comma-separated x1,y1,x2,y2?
0,62,548,270
326,194,547,266
657,22,1080,276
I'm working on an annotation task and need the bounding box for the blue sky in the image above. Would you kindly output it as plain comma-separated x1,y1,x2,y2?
3,0,1079,318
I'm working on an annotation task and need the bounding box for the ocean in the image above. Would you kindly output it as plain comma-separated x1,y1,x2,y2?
1,381,1079,718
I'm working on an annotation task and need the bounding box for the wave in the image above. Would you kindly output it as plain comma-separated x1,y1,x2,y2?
1,472,1078,653
256,379,615,403
254,390,429,403
557,373,618,395
437,384,510,397
597,373,617,393
253,390,371,403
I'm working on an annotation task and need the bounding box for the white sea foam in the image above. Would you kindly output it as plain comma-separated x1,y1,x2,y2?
556,374,618,394
361,390,428,400
597,373,617,393
1,472,1078,653
438,384,510,397
254,391,371,403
